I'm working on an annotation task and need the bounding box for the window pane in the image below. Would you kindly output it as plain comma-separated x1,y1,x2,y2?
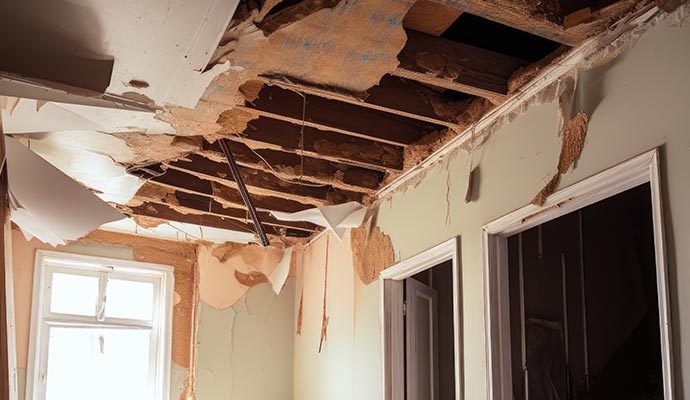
45,327,152,400
105,279,155,321
50,273,98,316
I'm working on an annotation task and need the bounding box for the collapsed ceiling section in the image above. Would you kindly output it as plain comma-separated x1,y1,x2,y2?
0,0,661,245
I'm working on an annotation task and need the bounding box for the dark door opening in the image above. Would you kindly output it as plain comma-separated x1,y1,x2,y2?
404,260,456,400
507,184,663,399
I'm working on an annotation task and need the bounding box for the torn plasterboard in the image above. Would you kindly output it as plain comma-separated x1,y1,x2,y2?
271,201,366,239
2,0,240,108
4,136,124,246
1,97,172,134
19,133,143,204
267,248,292,295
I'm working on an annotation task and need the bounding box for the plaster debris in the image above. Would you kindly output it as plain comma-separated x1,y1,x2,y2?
350,223,395,285
532,111,589,206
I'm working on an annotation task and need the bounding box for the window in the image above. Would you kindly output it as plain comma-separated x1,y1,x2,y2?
26,251,173,400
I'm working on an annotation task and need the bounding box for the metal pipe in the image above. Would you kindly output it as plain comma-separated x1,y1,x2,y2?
219,138,270,246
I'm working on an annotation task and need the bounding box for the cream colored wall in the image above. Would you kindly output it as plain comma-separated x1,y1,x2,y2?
196,279,296,400
294,13,690,399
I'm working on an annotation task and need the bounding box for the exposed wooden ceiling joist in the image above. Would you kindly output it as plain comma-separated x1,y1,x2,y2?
394,30,528,103
431,0,641,46
166,158,365,206
127,201,316,238
200,141,383,192
131,171,315,213
219,116,405,172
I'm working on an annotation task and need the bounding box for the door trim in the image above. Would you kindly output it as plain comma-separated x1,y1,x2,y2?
482,148,674,400
380,237,461,400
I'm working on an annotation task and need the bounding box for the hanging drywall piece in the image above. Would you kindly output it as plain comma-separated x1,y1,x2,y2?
267,248,293,295
271,201,366,240
4,136,124,246
318,236,330,353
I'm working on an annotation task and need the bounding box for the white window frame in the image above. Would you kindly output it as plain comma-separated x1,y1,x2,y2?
380,237,462,400
482,148,674,400
25,250,174,400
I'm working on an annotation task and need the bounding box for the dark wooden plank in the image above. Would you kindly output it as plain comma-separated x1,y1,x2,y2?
131,169,317,212
244,83,441,146
395,30,528,102
167,157,365,205
127,201,313,238
218,115,405,171
201,140,384,191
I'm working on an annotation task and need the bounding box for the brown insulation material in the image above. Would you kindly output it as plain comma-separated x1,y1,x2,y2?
351,224,395,285
508,46,570,94
80,230,199,370
403,98,495,169
210,241,246,262
235,269,269,286
531,111,589,205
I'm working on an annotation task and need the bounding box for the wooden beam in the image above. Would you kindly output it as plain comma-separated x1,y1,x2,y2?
131,188,319,233
394,30,528,103
127,201,315,238
167,157,365,206
438,0,642,46
201,140,384,192
218,115,405,172
131,170,317,213
262,75,469,128
243,83,443,146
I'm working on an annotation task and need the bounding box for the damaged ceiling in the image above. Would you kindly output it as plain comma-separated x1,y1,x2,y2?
0,0,666,244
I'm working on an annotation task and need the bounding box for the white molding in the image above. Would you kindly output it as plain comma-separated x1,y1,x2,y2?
25,250,175,400
4,211,18,400
380,237,462,400
482,148,674,400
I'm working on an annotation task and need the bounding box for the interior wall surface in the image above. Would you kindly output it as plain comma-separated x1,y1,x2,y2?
195,279,296,400
294,14,690,400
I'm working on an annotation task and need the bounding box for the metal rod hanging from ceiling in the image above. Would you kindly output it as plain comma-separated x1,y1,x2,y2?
219,138,270,247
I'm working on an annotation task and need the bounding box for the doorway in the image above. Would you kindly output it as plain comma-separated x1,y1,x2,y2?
483,149,673,400
508,184,661,399
381,238,462,400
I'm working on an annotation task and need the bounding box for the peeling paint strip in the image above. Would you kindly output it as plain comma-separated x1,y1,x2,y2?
318,235,330,353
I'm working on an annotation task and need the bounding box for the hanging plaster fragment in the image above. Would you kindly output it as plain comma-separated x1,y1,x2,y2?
318,235,330,353
532,111,589,205
296,290,304,335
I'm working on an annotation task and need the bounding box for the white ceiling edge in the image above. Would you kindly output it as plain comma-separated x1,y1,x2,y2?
100,218,258,245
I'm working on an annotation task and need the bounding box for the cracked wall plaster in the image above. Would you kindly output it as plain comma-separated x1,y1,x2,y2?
196,279,295,400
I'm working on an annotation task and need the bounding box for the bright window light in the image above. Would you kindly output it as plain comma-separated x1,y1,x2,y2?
26,251,173,400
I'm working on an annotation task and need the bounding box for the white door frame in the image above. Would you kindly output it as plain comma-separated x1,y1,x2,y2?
380,237,462,400
482,148,674,400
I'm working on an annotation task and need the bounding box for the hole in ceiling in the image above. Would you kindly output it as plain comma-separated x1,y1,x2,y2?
442,13,563,62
